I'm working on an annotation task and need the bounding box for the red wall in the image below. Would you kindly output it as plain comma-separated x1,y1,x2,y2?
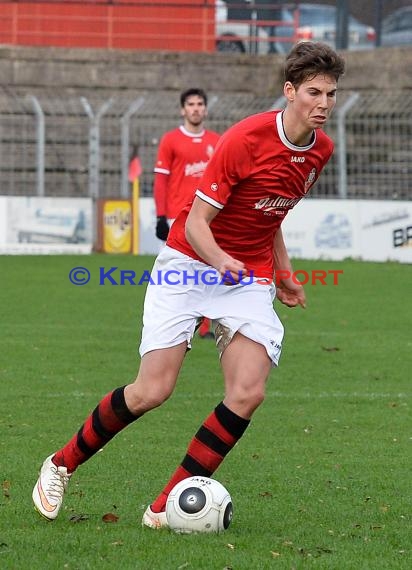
0,1,215,52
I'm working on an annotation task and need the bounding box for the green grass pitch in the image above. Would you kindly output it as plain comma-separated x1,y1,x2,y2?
0,254,411,569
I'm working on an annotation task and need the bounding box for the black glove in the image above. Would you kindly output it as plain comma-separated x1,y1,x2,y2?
156,215,169,241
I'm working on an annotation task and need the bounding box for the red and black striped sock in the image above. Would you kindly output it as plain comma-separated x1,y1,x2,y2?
151,401,250,513
52,386,140,472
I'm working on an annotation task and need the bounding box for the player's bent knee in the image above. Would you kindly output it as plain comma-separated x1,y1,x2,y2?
248,389,266,411
226,388,265,417
125,384,173,415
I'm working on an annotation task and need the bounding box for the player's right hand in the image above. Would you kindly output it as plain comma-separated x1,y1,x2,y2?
156,216,169,241
217,258,246,285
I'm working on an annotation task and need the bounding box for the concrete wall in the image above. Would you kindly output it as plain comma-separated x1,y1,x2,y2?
0,45,411,96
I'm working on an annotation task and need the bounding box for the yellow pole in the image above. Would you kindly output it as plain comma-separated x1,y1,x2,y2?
132,177,139,255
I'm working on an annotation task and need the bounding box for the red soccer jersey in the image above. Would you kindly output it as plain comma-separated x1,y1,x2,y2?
168,110,334,279
154,126,220,219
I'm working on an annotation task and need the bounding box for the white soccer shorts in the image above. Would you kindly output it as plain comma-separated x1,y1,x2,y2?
139,246,284,366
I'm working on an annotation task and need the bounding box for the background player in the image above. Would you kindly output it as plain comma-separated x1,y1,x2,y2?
154,88,220,338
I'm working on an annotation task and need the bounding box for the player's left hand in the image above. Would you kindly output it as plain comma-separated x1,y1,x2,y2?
276,279,306,308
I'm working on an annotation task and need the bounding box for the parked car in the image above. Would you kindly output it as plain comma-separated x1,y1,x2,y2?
286,3,376,52
216,2,376,54
381,6,412,47
216,0,269,53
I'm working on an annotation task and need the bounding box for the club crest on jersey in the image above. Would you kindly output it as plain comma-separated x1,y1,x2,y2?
304,168,317,191
206,144,215,158
210,182,218,192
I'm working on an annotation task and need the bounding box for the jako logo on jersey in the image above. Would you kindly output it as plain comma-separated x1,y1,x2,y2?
210,182,218,192
291,156,305,163
304,168,317,191
185,160,209,177
254,196,300,212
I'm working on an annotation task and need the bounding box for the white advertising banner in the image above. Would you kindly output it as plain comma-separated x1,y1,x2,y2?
139,197,412,263
0,197,93,254
282,199,412,263
358,201,412,263
1,196,411,262
0,196,7,245
139,197,163,255
281,199,362,261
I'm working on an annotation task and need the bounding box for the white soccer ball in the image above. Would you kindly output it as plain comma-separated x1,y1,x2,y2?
166,476,233,534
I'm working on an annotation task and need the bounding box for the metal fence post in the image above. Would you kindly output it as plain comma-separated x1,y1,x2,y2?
28,95,45,196
81,97,113,249
120,97,145,199
208,95,219,112
337,92,360,199
81,97,113,199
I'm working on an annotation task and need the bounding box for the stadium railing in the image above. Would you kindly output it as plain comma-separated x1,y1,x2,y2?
0,89,411,201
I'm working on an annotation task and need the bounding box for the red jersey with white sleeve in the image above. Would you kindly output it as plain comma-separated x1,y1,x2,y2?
167,110,334,280
154,126,220,219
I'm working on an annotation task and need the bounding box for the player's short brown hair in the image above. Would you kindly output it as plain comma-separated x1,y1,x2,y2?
180,88,208,107
284,41,345,88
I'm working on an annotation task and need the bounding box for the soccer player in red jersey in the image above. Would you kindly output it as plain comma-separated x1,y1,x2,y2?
154,88,220,338
32,42,345,527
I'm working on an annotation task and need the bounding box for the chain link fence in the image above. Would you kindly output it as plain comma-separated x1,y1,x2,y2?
0,88,411,201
